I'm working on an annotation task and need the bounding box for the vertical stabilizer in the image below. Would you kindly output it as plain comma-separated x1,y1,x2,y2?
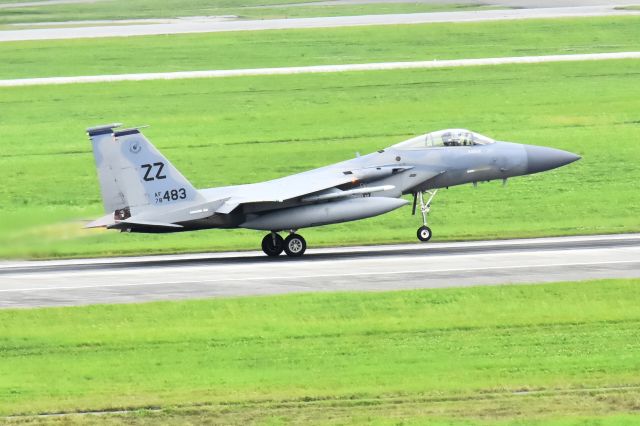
87,123,126,214
87,124,202,217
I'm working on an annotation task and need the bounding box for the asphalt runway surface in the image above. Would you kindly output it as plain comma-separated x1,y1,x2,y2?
1,5,639,42
1,234,639,309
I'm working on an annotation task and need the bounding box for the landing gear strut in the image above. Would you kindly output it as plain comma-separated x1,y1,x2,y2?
413,189,438,242
261,232,307,257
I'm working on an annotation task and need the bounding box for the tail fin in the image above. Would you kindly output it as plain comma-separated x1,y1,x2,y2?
88,123,127,214
87,124,202,217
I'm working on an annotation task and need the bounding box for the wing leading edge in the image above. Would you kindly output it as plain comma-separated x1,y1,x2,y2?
207,164,432,215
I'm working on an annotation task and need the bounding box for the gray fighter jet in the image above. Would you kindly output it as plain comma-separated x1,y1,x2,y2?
86,124,580,257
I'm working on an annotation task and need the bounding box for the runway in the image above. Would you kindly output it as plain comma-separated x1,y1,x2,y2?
1,234,639,309
1,5,639,42
2,52,639,87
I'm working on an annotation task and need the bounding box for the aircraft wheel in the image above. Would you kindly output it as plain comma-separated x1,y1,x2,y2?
262,233,284,257
417,226,432,242
284,234,306,257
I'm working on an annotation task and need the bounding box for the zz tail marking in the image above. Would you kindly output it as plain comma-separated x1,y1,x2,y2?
141,162,167,181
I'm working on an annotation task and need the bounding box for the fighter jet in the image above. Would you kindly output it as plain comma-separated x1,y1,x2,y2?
86,124,580,257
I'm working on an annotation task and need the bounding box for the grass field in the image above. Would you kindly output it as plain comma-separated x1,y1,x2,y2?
0,0,499,26
1,279,639,424
2,16,640,79
2,58,639,258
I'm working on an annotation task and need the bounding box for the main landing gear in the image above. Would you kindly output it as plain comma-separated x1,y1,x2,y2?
261,232,307,257
412,189,438,242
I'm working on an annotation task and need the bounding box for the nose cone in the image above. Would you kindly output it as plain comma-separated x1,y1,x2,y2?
524,145,581,174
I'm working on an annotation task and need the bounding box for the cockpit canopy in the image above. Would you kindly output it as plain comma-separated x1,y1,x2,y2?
393,129,495,150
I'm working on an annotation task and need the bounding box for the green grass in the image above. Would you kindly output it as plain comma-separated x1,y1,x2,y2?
1,16,640,79
1,58,640,258
0,0,497,25
1,279,640,424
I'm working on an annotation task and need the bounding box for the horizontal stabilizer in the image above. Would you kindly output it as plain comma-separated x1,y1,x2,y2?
84,213,116,228
107,219,183,230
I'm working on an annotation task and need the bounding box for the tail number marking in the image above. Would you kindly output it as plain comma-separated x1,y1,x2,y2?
154,188,187,204
141,162,167,181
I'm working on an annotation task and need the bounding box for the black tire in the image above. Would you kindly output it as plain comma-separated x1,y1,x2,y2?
284,234,307,257
417,226,432,242
261,233,284,257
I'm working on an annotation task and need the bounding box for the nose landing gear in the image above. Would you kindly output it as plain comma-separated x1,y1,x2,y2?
413,189,437,242
417,225,432,242
261,231,307,257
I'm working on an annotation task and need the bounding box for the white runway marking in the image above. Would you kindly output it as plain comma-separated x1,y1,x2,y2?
2,51,639,87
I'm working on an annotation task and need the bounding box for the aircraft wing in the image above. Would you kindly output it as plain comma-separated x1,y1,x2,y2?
206,164,440,214
205,169,353,214
236,167,359,202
